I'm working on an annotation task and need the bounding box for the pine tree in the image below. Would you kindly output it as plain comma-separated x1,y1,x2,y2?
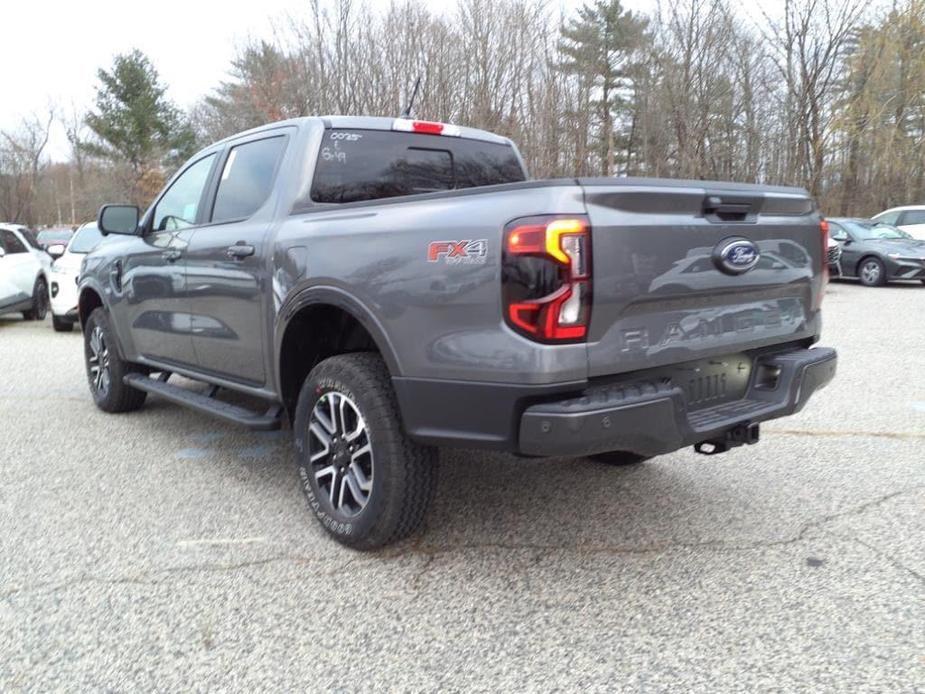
85,49,196,203
558,0,646,176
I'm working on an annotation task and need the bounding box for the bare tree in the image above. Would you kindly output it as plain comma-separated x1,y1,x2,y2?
0,110,54,226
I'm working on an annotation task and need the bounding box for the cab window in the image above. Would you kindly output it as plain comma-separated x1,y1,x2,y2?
152,154,216,231
211,136,287,223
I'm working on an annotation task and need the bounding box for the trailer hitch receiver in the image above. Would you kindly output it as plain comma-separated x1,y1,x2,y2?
694,423,760,455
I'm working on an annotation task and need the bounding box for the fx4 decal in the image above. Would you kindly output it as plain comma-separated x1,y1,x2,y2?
427,240,488,264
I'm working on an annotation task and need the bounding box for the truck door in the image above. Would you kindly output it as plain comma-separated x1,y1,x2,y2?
117,153,217,367
183,133,289,385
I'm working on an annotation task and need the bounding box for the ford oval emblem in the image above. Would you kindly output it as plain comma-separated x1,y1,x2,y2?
713,237,760,275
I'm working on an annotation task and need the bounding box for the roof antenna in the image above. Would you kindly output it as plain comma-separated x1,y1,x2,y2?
400,76,422,119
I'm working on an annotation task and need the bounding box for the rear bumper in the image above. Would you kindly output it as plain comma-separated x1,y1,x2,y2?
518,346,836,457
395,345,837,457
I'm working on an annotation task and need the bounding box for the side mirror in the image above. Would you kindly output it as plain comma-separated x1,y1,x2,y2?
98,204,140,236
0,247,5,258
47,243,66,259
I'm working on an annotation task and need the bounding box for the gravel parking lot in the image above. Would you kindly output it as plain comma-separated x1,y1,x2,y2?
1,280,923,692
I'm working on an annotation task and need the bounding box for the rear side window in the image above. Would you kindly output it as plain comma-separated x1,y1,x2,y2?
0,229,27,253
899,210,925,225
212,136,287,223
308,129,525,205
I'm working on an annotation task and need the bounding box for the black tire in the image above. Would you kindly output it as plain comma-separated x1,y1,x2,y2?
588,451,651,466
294,352,438,550
83,307,147,413
21,276,49,320
52,315,74,332
857,256,887,287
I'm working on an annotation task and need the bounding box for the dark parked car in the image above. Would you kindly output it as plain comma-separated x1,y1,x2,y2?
827,218,925,286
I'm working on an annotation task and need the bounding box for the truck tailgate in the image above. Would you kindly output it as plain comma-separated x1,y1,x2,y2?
580,178,824,379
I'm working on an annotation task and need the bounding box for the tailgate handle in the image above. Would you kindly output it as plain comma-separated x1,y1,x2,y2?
704,196,752,222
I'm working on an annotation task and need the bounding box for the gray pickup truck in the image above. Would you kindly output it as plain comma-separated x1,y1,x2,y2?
81,116,837,549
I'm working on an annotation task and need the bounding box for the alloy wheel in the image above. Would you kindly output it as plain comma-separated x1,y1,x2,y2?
308,391,374,516
861,260,881,285
87,325,111,397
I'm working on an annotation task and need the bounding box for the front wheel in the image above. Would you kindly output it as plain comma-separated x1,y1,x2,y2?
294,353,438,550
22,276,48,320
83,308,147,413
858,257,887,287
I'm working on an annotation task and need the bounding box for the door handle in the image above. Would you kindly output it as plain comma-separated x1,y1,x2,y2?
162,249,182,262
226,243,255,260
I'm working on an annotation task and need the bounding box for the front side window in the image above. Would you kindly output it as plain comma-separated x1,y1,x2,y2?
211,136,287,223
828,223,849,241
0,229,27,253
152,154,216,231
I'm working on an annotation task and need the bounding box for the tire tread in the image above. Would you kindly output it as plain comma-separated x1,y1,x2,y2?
298,352,437,549
85,308,147,413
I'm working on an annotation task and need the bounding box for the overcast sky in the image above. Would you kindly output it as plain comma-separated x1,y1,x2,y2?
4,0,769,160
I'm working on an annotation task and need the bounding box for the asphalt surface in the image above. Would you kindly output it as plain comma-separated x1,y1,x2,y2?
1,280,923,692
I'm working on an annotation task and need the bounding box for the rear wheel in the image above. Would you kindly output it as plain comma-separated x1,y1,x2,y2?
294,353,438,550
858,257,886,287
22,276,48,320
83,308,147,413
52,315,74,332
588,451,651,466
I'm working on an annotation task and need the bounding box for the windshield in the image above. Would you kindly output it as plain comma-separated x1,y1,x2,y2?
843,221,910,240
68,224,104,254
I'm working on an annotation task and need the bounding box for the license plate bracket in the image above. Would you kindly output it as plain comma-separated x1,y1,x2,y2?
667,354,752,411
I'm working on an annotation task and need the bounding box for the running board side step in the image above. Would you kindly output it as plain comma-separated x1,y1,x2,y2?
123,373,283,430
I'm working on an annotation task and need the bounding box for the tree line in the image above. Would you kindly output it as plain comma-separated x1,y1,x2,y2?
3,0,925,227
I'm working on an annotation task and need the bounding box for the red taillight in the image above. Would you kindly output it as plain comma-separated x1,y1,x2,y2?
503,216,591,342
392,119,461,136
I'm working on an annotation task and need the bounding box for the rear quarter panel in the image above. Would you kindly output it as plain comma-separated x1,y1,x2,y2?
274,183,590,384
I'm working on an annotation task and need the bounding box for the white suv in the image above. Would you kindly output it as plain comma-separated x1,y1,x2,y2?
871,205,925,240
0,224,51,321
48,222,104,332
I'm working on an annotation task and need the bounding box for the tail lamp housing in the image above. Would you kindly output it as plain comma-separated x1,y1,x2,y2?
502,216,591,342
